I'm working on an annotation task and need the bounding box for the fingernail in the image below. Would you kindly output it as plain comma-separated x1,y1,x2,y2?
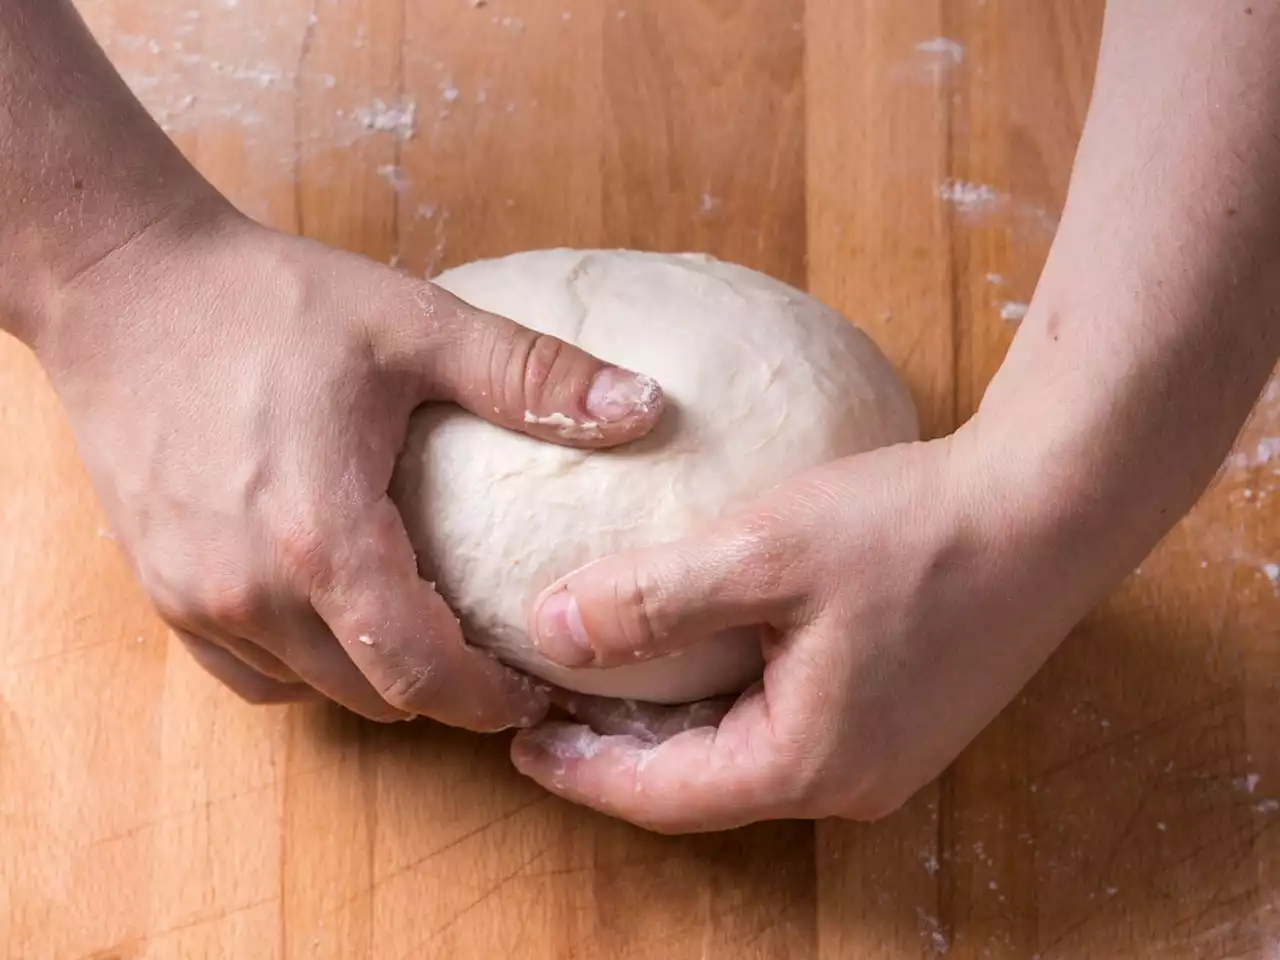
586,368,660,423
535,591,595,667
510,730,548,770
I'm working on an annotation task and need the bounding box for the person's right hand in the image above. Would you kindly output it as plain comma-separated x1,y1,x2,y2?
39,201,663,730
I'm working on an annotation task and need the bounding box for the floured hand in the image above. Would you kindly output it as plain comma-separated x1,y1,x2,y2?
43,206,663,729
511,434,1097,831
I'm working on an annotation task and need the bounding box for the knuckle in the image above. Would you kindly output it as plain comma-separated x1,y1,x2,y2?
520,333,573,406
495,329,571,412
754,745,829,816
373,283,440,370
377,664,443,713
277,519,327,572
611,566,665,653
147,583,190,630
141,562,268,633
730,515,808,603
132,556,191,627
737,512,803,568
276,519,334,592
199,575,270,629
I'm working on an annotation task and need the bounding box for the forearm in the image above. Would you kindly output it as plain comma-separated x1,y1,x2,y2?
975,0,1280,588
0,0,222,347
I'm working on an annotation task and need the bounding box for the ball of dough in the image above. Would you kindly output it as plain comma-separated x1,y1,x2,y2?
390,249,918,704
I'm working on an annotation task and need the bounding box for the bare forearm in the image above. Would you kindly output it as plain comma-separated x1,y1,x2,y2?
978,0,1280,583
0,0,221,346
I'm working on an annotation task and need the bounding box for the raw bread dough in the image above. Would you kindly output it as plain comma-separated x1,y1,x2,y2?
390,249,918,704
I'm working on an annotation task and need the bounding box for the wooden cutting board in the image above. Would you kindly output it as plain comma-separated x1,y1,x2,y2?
2,2,1278,957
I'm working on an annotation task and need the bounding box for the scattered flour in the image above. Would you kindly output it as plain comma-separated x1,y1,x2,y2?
1000,301,1029,323
1239,437,1280,468
376,164,411,194
1235,773,1262,794
938,180,1001,213
915,38,965,64
917,909,950,954
354,98,418,139
936,180,1061,235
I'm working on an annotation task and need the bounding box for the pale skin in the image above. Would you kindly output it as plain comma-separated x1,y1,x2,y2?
2,1,1278,832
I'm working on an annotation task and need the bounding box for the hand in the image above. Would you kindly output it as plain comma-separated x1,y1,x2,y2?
42,203,663,730
510,427,1109,832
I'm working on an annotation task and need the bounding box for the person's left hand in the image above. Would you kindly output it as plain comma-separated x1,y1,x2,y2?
508,424,1121,833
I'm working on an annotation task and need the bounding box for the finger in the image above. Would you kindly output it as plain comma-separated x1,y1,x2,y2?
176,631,314,706
310,498,552,732
510,690,793,833
218,635,301,685
529,520,802,669
414,284,665,448
265,614,412,723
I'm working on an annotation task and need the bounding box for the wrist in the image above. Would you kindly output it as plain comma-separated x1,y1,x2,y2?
948,383,1162,635
0,0,238,352
30,189,242,376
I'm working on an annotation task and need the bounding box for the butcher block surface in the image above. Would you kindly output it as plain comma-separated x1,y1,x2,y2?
2,2,1279,957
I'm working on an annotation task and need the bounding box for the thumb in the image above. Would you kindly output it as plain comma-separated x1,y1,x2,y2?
529,520,801,669
417,284,664,448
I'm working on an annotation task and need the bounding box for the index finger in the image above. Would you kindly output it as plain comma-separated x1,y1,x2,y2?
509,690,795,833
310,498,551,732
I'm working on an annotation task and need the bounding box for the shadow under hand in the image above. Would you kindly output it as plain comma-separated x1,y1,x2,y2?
301,693,819,957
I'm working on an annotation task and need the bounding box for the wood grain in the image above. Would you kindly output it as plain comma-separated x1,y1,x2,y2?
2,1,1278,957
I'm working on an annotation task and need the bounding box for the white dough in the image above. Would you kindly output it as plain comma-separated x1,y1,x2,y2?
390,249,918,704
